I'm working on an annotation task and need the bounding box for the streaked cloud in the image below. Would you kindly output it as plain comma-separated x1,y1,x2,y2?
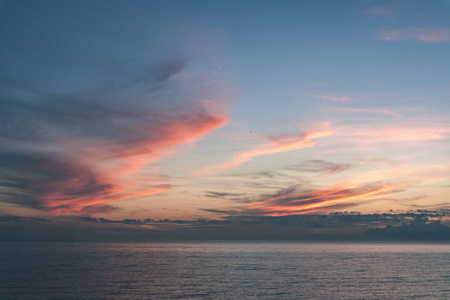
378,28,450,42
366,7,396,17
205,191,246,198
1,0,449,227
0,60,230,215
195,129,331,175
358,157,403,167
306,94,351,103
335,107,399,117
286,160,350,177
336,124,450,144
241,183,405,216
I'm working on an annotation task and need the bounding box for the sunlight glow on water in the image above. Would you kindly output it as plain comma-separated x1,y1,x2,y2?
1,242,449,299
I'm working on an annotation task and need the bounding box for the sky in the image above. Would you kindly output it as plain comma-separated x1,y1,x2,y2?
0,0,449,240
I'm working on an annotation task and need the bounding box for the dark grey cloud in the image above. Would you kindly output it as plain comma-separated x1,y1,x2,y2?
0,1,230,214
1,210,449,241
205,191,246,198
226,170,295,180
0,66,224,214
200,208,236,215
239,182,405,216
365,220,450,240
403,202,450,209
0,151,116,211
80,204,118,215
67,209,450,230
0,216,50,223
286,160,351,176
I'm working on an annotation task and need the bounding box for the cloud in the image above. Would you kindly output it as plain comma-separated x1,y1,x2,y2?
378,27,450,42
205,191,246,198
286,160,350,176
334,107,399,117
1,210,449,241
0,216,50,223
336,124,450,144
404,202,450,209
195,129,331,175
241,183,405,216
366,7,396,17
306,94,350,103
0,60,230,215
365,220,450,240
0,1,233,215
200,208,235,215
359,157,403,167
224,170,295,181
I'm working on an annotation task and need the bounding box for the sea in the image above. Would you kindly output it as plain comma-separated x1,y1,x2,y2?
1,241,449,299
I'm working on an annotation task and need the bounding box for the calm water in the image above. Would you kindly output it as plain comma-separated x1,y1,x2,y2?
1,242,449,299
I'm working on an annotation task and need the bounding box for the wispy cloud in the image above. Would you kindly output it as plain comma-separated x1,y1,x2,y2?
205,191,246,198
335,107,399,117
0,60,230,215
241,183,405,216
286,160,350,177
359,157,403,167
336,124,450,144
306,94,351,103
366,7,396,17
0,1,235,216
195,129,331,175
378,28,450,42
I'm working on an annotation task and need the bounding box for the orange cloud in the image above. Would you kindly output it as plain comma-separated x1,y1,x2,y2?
38,112,228,215
378,28,450,42
195,130,331,175
242,183,404,216
0,50,233,216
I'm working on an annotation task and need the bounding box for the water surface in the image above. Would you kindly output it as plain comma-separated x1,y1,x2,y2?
1,242,449,299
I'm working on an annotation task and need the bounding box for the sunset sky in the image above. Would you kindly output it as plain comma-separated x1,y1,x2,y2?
0,1,449,239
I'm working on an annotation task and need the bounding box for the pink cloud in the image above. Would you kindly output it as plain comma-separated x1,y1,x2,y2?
241,183,404,216
0,56,232,216
22,111,228,215
306,94,351,103
378,28,450,42
359,157,403,167
366,7,396,17
335,107,399,117
195,129,332,175
338,125,450,143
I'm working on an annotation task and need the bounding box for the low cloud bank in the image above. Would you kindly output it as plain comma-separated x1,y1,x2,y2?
1,210,449,241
